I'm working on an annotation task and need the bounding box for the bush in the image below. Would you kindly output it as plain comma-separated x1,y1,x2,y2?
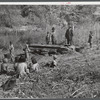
18,30,45,45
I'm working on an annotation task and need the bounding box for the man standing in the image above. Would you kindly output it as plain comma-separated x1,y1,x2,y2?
9,41,14,62
65,26,73,45
46,32,51,45
24,42,30,62
29,56,40,72
88,31,93,48
51,27,57,45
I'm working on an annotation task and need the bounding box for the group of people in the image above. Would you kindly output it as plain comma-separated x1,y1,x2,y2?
0,41,40,79
46,25,93,48
46,26,74,46
0,24,94,81
0,41,58,80
46,27,57,45
65,26,94,48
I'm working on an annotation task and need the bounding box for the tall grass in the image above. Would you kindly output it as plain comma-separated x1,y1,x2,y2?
0,28,46,50
0,22,100,51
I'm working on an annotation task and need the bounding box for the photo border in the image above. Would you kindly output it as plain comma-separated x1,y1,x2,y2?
0,0,99,100
0,0,99,2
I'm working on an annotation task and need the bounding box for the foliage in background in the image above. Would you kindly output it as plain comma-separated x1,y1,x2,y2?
0,5,99,49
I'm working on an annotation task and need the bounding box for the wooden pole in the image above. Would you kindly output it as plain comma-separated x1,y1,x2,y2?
29,44,71,50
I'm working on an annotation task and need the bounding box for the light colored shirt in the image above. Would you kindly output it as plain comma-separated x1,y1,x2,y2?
25,44,30,53
1,63,8,72
31,63,39,72
16,62,29,77
53,60,57,66
9,44,14,52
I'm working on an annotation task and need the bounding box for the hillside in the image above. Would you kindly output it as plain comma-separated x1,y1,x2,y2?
0,45,100,98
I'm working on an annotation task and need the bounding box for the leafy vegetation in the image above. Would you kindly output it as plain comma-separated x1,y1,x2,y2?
0,5,99,48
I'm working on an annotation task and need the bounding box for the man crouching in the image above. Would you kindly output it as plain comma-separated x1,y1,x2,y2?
29,56,39,73
16,63,29,79
0,58,9,74
14,56,29,79
50,55,58,68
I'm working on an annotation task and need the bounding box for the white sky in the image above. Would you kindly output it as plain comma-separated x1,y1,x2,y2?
0,2,100,5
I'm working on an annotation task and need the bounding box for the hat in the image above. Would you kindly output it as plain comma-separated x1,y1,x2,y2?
52,27,55,30
10,41,12,44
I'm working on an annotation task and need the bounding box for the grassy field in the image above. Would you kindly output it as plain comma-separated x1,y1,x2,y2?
0,10,99,98
0,21,99,98
0,45,100,98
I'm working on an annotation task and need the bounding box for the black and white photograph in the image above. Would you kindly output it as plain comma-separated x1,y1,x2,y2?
0,2,100,98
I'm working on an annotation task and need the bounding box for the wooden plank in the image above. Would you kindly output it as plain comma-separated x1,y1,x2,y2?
29,44,70,50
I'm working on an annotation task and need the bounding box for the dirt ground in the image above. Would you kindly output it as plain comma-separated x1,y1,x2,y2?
0,46,100,98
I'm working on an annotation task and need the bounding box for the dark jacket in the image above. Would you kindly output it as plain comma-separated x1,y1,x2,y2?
88,34,92,43
51,33,57,45
65,28,73,40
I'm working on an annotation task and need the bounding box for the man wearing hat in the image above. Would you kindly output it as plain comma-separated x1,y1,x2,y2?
65,26,73,45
